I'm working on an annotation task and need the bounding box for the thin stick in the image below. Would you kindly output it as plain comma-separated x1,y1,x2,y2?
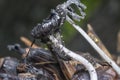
87,24,113,59
116,56,120,66
49,35,98,80
66,16,120,75
117,31,120,66
34,62,57,65
20,36,39,48
117,31,120,53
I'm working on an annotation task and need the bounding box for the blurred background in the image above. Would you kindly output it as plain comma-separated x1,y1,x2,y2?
0,0,120,58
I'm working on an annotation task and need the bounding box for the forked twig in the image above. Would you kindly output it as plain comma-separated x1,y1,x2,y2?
66,16,120,75
49,35,98,80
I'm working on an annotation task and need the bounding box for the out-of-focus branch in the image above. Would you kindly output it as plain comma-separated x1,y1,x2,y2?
0,58,4,68
66,16,120,75
117,31,120,66
49,35,98,80
87,24,113,59
116,56,120,66
20,36,39,48
117,31,120,53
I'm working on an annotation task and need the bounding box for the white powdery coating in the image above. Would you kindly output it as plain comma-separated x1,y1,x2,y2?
66,16,120,76
61,0,86,22
61,0,86,10
49,35,98,80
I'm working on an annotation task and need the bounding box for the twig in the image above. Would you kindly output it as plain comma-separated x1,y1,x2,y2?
87,24,113,59
117,31,120,66
117,31,120,53
49,35,98,80
116,56,120,66
66,16,120,75
0,58,4,68
20,36,39,48
34,62,57,65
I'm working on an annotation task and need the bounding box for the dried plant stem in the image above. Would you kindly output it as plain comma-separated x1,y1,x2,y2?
66,16,120,75
49,35,98,80
117,31,120,53
20,36,39,48
117,56,120,66
87,24,113,59
117,31,120,66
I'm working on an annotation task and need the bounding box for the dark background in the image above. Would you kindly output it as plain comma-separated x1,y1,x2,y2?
0,0,120,58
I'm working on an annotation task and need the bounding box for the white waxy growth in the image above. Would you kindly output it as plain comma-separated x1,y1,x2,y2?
49,35,98,80
66,15,120,76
